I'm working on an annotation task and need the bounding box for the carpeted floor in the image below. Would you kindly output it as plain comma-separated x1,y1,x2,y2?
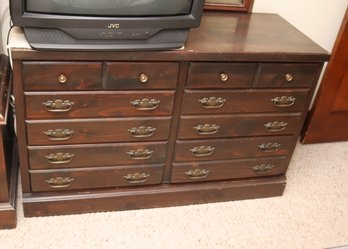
1,141,348,249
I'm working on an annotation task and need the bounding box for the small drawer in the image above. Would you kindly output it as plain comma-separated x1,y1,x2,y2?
171,157,290,183
25,91,175,119
26,117,171,145
22,62,102,91
106,62,179,90
187,62,257,89
174,135,297,162
30,164,163,192
28,141,168,169
258,63,320,88
178,114,303,139
181,89,309,115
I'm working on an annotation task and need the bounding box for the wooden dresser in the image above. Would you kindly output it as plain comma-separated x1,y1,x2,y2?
0,55,18,228
10,12,329,217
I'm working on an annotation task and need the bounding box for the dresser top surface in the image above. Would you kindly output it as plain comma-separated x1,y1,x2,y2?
9,12,329,62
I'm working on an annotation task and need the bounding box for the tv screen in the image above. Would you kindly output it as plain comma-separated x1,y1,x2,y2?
10,0,204,51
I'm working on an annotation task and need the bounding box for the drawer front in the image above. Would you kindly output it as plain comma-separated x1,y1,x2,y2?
28,141,168,169
25,91,175,119
171,157,290,183
26,117,171,145
187,62,257,89
22,62,102,91
178,114,303,139
106,62,179,90
30,164,163,192
258,63,320,88
181,89,309,115
174,135,297,162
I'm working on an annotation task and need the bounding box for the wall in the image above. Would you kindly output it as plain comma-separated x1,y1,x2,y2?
0,0,10,54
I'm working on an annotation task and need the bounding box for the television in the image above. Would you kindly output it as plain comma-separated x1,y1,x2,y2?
10,0,205,51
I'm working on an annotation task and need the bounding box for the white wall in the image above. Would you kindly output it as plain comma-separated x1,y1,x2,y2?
0,0,10,54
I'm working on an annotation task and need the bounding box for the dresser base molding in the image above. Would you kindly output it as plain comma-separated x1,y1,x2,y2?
22,175,286,217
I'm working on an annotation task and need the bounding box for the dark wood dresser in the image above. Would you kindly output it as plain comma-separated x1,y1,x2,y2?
0,55,18,228
10,12,329,217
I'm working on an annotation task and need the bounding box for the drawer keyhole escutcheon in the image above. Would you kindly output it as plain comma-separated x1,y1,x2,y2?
131,98,160,110
43,99,74,112
126,149,154,160
194,124,220,135
45,177,74,189
271,96,296,108
285,73,293,82
199,97,226,109
44,129,74,141
258,143,281,152
45,152,75,164
58,74,68,84
185,169,210,180
139,73,149,83
124,173,150,184
264,121,288,132
190,146,215,157
220,73,229,82
128,126,156,138
252,164,275,174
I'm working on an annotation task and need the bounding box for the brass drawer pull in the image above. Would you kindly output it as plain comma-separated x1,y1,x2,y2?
185,169,210,180
44,129,74,141
199,97,226,109
139,73,149,83
271,96,296,108
45,177,74,189
131,98,160,110
43,99,74,112
258,143,281,152
58,74,67,84
128,126,156,138
45,152,75,164
220,73,229,82
285,73,293,82
126,149,154,160
264,121,288,132
190,146,215,157
252,164,275,174
124,172,150,184
194,124,220,135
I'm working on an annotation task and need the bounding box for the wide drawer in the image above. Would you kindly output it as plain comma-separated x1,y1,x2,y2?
181,89,309,115
26,117,171,145
174,135,297,162
187,62,257,89
106,62,179,90
25,91,175,119
178,114,303,139
30,164,163,192
258,63,320,88
28,141,168,169
171,157,289,183
22,62,102,91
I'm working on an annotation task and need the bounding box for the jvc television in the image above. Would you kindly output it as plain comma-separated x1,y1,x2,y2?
10,0,205,51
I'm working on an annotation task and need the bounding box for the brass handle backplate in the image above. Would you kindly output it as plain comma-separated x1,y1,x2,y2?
45,177,74,189
45,152,75,164
220,73,229,82
185,169,210,180
43,99,74,112
126,149,154,160
258,143,281,152
128,126,156,138
190,146,215,157
139,73,149,83
199,97,226,109
264,121,288,132
124,172,150,184
131,98,160,110
285,73,293,82
58,74,67,84
272,96,296,108
194,124,220,135
44,129,74,141
252,164,275,174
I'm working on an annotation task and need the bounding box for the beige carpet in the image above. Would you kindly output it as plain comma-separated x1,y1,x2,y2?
1,141,348,249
